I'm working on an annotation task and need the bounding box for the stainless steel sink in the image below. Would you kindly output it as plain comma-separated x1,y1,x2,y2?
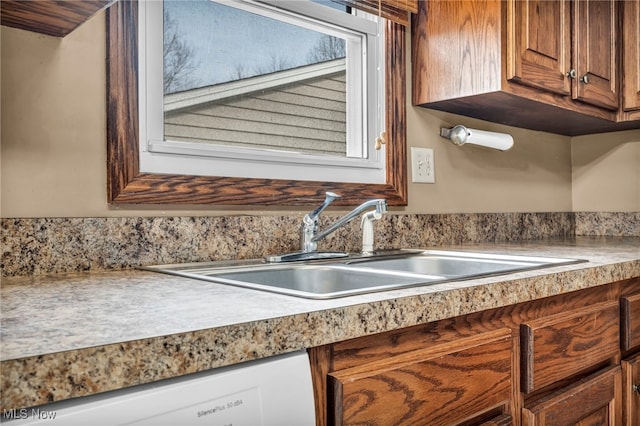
143,262,445,299
143,250,585,299
345,250,585,279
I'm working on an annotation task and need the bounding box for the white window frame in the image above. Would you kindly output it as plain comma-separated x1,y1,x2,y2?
139,0,386,184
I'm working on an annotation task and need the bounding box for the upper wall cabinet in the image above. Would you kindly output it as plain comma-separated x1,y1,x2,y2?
0,0,114,37
623,0,640,113
412,0,640,136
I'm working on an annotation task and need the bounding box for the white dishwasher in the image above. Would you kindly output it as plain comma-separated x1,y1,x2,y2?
3,351,315,426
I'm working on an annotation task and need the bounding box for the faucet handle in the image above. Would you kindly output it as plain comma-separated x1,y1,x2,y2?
301,192,341,252
307,192,341,221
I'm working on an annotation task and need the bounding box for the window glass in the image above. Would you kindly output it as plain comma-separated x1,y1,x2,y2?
140,0,386,184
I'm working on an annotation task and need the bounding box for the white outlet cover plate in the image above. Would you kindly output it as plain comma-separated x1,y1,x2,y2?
411,147,435,183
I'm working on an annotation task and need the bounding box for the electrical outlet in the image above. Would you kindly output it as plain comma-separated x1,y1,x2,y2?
411,147,435,183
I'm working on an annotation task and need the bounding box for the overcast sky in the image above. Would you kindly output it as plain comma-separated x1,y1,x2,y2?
164,0,346,88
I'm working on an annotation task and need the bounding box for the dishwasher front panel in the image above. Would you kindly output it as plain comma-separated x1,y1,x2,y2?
2,351,315,426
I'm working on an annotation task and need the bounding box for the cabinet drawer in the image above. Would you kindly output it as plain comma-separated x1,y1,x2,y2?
521,301,620,393
522,365,622,426
328,329,515,425
621,292,640,351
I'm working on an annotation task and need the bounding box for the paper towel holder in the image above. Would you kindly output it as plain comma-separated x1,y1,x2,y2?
440,125,514,151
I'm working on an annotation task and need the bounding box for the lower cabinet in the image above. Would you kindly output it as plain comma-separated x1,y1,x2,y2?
310,278,639,425
520,301,620,394
328,329,516,425
522,366,622,425
622,354,640,426
622,286,640,426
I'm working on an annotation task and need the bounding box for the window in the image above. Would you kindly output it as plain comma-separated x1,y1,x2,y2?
139,0,386,184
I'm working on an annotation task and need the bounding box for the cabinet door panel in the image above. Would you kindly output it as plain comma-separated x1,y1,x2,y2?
329,329,515,426
522,365,622,426
622,0,640,112
622,353,640,426
521,300,619,393
509,0,571,95
574,0,618,110
621,292,640,352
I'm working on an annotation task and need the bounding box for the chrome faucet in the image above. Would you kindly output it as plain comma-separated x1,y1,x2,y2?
304,195,388,252
265,192,388,263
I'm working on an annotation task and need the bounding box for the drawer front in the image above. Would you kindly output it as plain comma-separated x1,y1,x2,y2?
329,329,515,425
521,300,620,393
621,292,640,352
522,365,621,426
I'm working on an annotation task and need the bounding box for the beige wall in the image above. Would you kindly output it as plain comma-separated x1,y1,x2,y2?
2,11,628,219
572,130,640,212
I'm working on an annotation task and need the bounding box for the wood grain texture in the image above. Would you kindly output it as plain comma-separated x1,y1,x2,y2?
106,1,408,206
329,329,515,425
521,300,620,394
331,283,619,372
411,0,502,103
574,0,618,110
309,280,640,425
479,414,513,426
621,292,640,352
522,365,621,426
622,0,640,113
0,0,114,37
621,353,640,426
411,0,640,135
510,0,571,96
309,346,333,426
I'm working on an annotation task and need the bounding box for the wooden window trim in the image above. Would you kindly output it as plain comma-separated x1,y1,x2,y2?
106,0,408,206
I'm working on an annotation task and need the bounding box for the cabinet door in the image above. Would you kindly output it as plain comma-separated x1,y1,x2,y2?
508,0,571,95
521,300,619,393
573,0,619,110
522,365,622,426
622,0,640,112
328,329,516,425
622,353,640,426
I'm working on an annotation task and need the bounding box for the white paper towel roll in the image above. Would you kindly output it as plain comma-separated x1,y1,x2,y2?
441,125,514,151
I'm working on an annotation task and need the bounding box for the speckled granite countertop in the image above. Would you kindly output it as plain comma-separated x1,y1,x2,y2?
2,237,639,411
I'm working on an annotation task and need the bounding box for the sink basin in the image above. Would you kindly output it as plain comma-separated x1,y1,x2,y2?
143,250,585,299
345,250,585,279
144,263,445,299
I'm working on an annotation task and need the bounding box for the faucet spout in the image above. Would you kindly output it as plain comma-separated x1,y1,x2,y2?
312,198,387,244
266,195,388,263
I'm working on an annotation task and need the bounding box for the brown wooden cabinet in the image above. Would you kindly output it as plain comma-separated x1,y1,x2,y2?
412,0,640,136
328,329,517,425
520,300,620,394
621,285,640,426
622,354,640,426
522,366,622,426
622,0,640,117
509,0,571,98
572,0,618,110
311,280,639,425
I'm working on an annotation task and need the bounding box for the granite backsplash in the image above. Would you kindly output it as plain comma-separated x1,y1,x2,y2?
1,212,637,277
